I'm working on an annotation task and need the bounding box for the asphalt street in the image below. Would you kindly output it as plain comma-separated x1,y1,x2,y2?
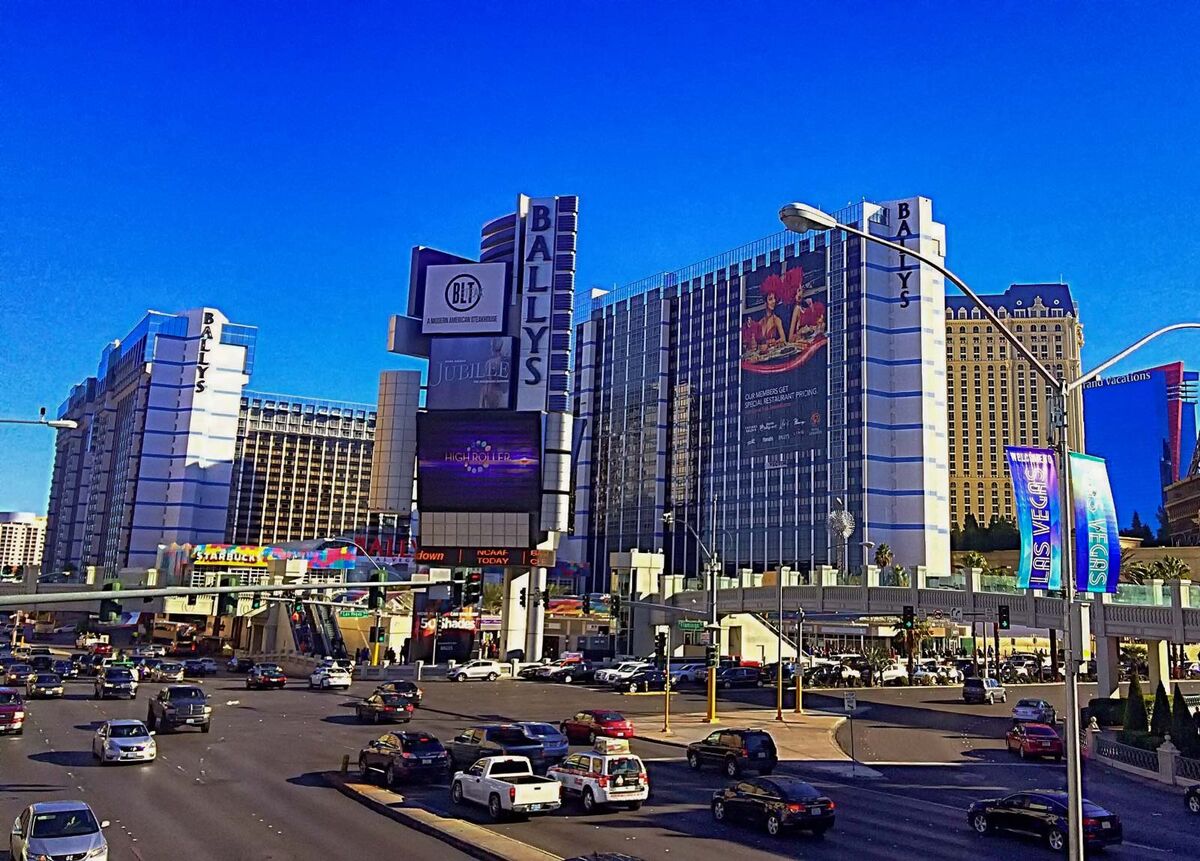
4,665,1195,860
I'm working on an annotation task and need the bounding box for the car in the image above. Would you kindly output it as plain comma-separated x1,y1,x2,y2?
515,722,570,764
447,724,547,771
878,663,910,685
1012,698,1056,724
620,669,668,693
1005,723,1064,761
94,666,137,699
448,659,502,682
375,680,422,704
0,687,26,735
146,684,213,733
968,790,1122,852
711,776,835,837
309,665,353,689
76,632,108,649
687,728,778,776
196,657,219,675
963,676,1007,704
669,663,707,685
152,661,186,683
246,663,287,689
9,800,110,861
78,653,105,677
5,662,34,686
92,719,157,765
1186,784,1200,815
548,660,598,684
227,655,255,673
358,731,452,786
548,738,649,812
594,661,652,686
26,672,64,698
714,666,760,690
560,710,634,744
29,654,55,673
182,659,207,677
532,659,580,680
451,755,562,820
90,642,113,657
355,692,415,723
51,658,76,679
757,662,798,685
517,663,545,681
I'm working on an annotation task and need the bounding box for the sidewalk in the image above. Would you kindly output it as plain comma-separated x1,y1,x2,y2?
636,706,881,778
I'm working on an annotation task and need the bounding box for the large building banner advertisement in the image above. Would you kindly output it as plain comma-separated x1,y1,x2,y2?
1005,446,1062,590
739,253,828,456
427,337,513,410
416,410,542,513
1069,452,1121,594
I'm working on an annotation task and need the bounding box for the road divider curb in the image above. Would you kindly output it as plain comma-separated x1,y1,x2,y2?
322,771,562,861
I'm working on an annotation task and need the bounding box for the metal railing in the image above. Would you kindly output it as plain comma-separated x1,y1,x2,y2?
1094,737,1158,773
1177,754,1200,782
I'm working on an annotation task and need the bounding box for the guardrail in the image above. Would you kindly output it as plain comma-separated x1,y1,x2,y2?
1094,736,1159,773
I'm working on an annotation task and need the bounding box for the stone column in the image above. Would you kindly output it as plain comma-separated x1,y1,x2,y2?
1095,635,1122,699
525,566,547,662
1147,637,1171,691
500,568,529,659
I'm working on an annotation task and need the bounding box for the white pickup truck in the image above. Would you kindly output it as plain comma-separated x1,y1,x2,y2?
450,756,562,820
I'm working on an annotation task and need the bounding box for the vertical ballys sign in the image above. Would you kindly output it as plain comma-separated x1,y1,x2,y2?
1005,446,1062,590
1069,452,1121,593
517,200,555,411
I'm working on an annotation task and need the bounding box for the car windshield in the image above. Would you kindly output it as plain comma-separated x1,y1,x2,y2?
10,664,31,673
166,687,206,701
0,691,20,704
1026,725,1058,737
160,663,182,672
105,669,133,680
110,723,149,738
401,737,445,754
379,695,409,706
521,723,562,739
30,808,100,838
773,779,819,801
607,756,641,775
1017,699,1041,707
743,734,774,752
593,712,625,723
34,674,59,684
488,728,536,745
257,665,282,673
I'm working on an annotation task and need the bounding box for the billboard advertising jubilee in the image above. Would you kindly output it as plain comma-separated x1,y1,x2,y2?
1005,446,1062,590
417,410,542,512
421,262,509,335
740,253,828,457
1070,452,1121,594
427,337,513,410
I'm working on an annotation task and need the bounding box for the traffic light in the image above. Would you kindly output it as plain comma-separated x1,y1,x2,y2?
251,591,262,610
368,569,387,611
463,571,484,605
217,576,239,616
99,581,122,623
902,605,915,631
705,643,719,668
519,587,527,608
654,631,667,661
582,594,592,614
611,593,621,617
542,590,551,610
998,604,1011,631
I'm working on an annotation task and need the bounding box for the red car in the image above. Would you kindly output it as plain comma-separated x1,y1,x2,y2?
1005,722,1063,760
0,687,26,735
560,709,634,743
246,663,287,690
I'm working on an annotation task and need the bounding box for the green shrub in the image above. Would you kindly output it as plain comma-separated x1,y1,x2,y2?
1123,674,1149,735
1171,686,1198,757
1150,681,1172,738
1120,730,1163,751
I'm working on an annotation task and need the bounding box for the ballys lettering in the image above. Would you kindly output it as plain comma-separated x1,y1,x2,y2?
195,311,216,393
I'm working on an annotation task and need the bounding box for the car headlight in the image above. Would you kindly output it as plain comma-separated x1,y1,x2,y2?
31,853,55,861
86,847,107,859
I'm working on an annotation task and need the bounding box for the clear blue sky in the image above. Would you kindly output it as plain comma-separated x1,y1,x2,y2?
2,2,1199,511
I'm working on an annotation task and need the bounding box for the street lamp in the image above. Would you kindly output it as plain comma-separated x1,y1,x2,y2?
323,536,390,667
781,200,1200,861
663,499,721,723
0,407,78,430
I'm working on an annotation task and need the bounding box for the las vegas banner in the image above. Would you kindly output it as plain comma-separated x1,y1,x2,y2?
1005,446,1062,590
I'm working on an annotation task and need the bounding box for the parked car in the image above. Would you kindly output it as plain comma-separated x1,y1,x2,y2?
450,756,562,820
0,688,26,735
196,657,220,675
548,661,598,684
375,680,422,704
1186,784,1200,815
26,672,64,698
711,776,835,837
757,662,797,685
687,728,778,777
226,655,255,673
309,665,352,689
92,719,157,765
878,663,910,685
714,666,760,690
146,684,213,733
358,731,451,786
448,659,502,682
94,666,137,699
355,693,415,724
1005,723,1064,761
182,659,207,677
532,659,580,680
669,663,707,685
547,738,649,812
968,790,1122,852
515,722,570,764
447,724,546,771
594,661,651,685
620,670,668,693
1011,698,1056,724
962,677,1007,704
246,663,287,689
9,800,109,861
561,709,635,744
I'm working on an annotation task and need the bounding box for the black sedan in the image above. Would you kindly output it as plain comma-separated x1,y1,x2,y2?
355,693,415,723
548,661,597,684
1186,784,1200,815
714,666,760,690
711,776,835,837
52,658,76,679
375,680,423,706
968,790,1122,852
620,670,668,693
227,656,255,673
358,731,450,785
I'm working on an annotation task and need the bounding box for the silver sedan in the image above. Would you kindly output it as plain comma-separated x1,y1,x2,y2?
92,719,157,765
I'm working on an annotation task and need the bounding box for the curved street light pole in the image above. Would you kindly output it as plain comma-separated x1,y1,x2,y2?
781,201,1200,861
324,537,389,667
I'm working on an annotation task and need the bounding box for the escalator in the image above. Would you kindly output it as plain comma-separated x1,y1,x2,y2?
310,603,348,659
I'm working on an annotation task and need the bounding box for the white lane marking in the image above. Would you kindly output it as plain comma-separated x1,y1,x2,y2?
1123,841,1170,854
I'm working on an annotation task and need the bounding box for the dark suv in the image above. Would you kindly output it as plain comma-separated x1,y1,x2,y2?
147,685,213,733
687,728,778,777
446,724,546,771
714,666,760,690
358,731,451,786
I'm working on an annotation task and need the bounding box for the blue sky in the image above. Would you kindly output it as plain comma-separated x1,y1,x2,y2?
2,2,1199,511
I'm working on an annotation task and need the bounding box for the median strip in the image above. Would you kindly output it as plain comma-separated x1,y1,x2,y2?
324,771,562,861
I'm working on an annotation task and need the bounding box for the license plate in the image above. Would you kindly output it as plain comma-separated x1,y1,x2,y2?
756,752,766,759
810,806,823,815
1102,822,1111,830
528,804,544,811
185,718,198,724
421,758,432,765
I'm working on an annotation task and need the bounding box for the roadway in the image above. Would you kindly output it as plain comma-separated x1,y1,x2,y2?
3,665,1196,859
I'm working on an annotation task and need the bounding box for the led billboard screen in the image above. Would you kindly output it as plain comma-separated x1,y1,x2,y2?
417,411,541,512
421,262,509,335
740,251,829,456
427,337,513,410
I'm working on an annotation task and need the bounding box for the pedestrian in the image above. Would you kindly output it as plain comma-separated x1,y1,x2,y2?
385,647,396,665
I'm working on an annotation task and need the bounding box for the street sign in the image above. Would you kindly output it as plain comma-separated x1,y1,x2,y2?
676,619,705,631
932,609,943,621
950,608,964,623
844,691,856,713
339,609,369,618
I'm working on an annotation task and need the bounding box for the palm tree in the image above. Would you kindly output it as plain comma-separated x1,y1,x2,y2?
1120,556,1152,585
1150,556,1190,581
961,551,988,573
481,583,504,614
874,543,894,571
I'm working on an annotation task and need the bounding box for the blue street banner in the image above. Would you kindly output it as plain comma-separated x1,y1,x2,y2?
1005,446,1062,590
1069,452,1121,594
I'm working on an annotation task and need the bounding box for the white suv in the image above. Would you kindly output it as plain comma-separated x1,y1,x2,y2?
595,662,651,685
449,660,502,682
309,665,352,689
